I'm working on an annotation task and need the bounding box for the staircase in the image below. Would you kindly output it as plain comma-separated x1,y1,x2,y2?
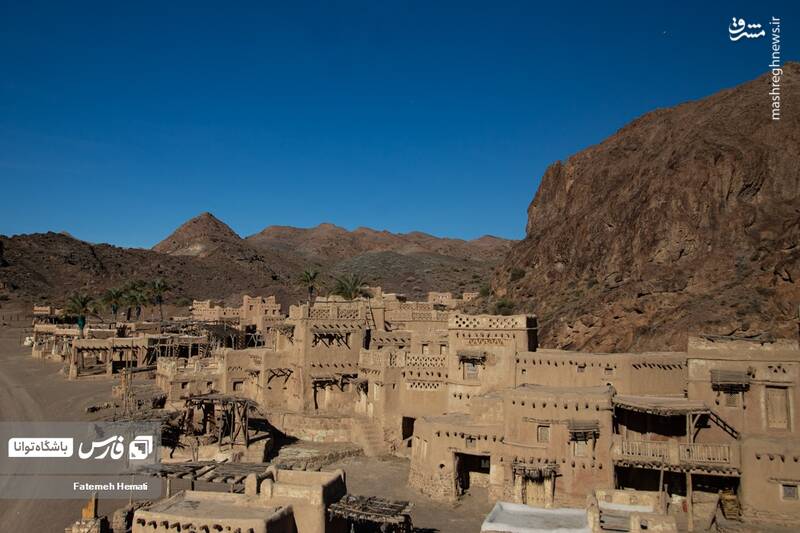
708,410,740,440
352,416,386,457
720,490,742,521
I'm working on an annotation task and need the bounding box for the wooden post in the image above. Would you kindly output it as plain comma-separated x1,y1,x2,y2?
243,404,249,447
686,412,694,531
687,471,694,531
165,477,172,498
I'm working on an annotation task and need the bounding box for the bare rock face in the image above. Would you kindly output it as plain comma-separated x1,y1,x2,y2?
496,64,800,352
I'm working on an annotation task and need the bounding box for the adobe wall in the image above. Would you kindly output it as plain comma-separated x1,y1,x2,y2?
739,437,800,524
156,358,221,401
688,357,800,438
260,467,348,533
259,353,303,412
515,350,686,396
445,314,536,412
268,412,354,443
502,386,615,507
408,413,505,502
221,348,262,397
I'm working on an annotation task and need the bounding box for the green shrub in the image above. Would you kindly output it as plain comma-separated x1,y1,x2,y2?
509,267,526,282
493,298,515,316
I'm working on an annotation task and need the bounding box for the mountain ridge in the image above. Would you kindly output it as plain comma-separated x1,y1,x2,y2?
0,215,512,306
490,63,800,352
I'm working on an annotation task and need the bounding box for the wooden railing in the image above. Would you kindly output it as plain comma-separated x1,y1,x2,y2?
619,439,668,460
679,443,731,464
613,437,738,469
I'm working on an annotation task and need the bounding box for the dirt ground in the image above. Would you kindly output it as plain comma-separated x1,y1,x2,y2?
0,325,129,532
325,454,494,532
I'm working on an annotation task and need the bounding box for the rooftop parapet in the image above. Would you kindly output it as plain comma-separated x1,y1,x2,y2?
688,335,800,361
289,301,366,320
449,313,536,330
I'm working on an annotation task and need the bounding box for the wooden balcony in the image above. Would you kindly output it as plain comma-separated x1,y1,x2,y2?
612,436,740,474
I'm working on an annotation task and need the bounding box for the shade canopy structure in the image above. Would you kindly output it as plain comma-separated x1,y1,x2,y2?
457,350,488,364
710,369,751,392
328,494,413,532
613,395,709,416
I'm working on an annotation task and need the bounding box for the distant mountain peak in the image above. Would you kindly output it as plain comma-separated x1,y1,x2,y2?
153,212,241,257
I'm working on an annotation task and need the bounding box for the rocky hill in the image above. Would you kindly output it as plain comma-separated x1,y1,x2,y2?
153,212,244,257
0,231,300,308
0,216,511,308
246,223,511,263
493,64,800,352
159,217,513,300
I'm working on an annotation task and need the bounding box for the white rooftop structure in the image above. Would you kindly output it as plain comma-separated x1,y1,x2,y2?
481,502,590,533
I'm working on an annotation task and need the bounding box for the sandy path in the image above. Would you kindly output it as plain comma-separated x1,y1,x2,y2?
0,327,123,532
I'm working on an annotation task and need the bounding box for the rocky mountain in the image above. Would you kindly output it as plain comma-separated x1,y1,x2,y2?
0,231,300,308
153,212,243,257
0,215,511,308
245,223,511,263
155,218,513,300
152,212,298,279
492,64,800,352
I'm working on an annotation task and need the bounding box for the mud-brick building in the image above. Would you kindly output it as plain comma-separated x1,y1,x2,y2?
408,384,614,507
500,385,615,507
264,298,371,414
686,335,800,525
133,467,349,533
156,357,223,400
611,394,741,530
514,349,687,396
356,313,537,449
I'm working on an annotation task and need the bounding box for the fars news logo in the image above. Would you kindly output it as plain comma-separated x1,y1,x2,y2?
9,435,154,461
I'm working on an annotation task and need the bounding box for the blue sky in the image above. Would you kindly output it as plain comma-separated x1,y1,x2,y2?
0,1,795,247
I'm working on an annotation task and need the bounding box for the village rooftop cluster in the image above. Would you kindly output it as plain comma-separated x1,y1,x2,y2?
26,284,800,533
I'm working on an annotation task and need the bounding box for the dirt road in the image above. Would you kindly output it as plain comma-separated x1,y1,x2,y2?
0,327,120,532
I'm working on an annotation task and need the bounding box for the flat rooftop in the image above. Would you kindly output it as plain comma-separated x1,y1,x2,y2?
141,491,282,522
481,502,589,533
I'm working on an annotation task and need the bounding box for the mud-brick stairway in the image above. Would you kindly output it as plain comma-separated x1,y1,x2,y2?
352,416,387,457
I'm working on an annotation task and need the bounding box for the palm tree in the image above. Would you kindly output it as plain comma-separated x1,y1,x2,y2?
298,269,319,304
331,273,371,300
101,287,125,324
148,278,171,321
123,280,149,321
64,292,96,338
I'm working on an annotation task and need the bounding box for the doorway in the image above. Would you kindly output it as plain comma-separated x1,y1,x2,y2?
454,452,490,495
402,417,416,447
